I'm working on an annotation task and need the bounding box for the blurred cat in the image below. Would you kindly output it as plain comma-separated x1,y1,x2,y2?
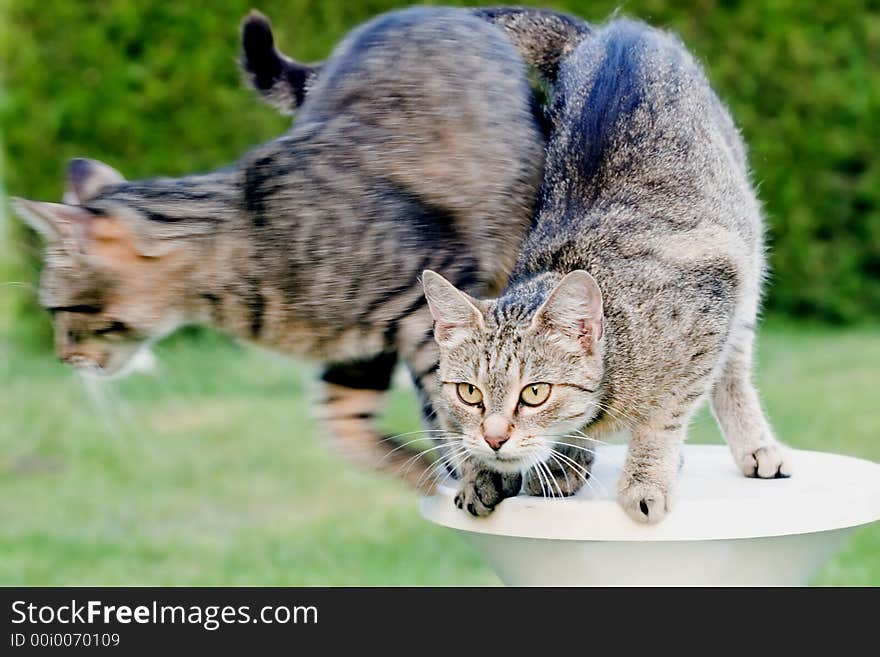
240,7,589,115
14,6,593,491
422,19,792,522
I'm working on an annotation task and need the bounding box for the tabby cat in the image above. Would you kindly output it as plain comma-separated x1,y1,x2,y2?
422,19,793,522
14,7,588,489
240,7,588,115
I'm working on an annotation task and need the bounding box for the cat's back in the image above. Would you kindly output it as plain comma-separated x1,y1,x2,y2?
513,19,766,405
258,6,545,291
541,19,753,233
521,19,761,288
299,7,529,122
295,6,542,201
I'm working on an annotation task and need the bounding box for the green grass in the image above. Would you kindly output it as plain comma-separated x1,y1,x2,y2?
1,322,878,585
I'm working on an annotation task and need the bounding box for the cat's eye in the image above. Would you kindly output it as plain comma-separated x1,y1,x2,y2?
520,383,552,407
49,305,102,315
456,382,484,406
94,321,130,339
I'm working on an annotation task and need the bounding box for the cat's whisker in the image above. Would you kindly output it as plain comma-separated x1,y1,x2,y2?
396,440,461,476
382,429,465,442
567,429,611,445
549,448,589,480
77,370,126,437
419,454,452,490
376,432,461,465
548,447,601,497
544,431,610,446
524,456,546,498
549,450,587,491
543,439,597,455
396,443,453,475
547,452,569,492
544,444,594,488
557,447,611,498
542,460,563,499
428,448,467,491
419,445,467,490
98,377,138,435
542,456,567,498
553,455,581,494
415,448,458,488
591,401,639,432
379,439,447,466
537,460,556,498
535,460,555,497
532,459,551,498
439,451,468,490
0,281,38,291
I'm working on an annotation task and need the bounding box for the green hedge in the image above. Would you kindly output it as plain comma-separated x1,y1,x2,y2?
3,0,878,340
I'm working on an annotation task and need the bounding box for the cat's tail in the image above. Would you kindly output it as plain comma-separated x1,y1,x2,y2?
240,10,321,116
240,7,591,114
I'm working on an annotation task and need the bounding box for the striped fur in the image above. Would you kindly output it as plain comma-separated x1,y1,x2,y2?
241,6,590,114
15,7,573,488
423,20,792,521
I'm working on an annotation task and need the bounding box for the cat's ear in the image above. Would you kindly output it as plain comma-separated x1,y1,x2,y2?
13,198,145,261
531,270,604,348
64,158,125,205
422,270,485,348
12,198,91,244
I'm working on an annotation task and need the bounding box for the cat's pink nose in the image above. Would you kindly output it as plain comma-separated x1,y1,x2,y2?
482,414,511,451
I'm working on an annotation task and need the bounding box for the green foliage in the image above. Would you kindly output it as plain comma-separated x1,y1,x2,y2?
2,0,878,338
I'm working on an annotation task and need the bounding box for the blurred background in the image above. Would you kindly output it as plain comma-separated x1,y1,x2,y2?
1,1,878,585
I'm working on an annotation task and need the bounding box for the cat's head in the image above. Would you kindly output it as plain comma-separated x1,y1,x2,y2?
13,159,192,377
423,269,605,475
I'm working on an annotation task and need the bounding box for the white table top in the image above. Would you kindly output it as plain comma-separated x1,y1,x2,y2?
420,445,880,541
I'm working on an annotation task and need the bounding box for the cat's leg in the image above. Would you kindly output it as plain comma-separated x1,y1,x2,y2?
710,328,792,479
618,414,690,524
523,443,594,497
453,462,523,517
319,351,439,492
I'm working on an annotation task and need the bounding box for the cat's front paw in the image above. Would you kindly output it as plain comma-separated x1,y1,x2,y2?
736,443,793,479
454,468,521,517
617,476,673,524
523,459,590,497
